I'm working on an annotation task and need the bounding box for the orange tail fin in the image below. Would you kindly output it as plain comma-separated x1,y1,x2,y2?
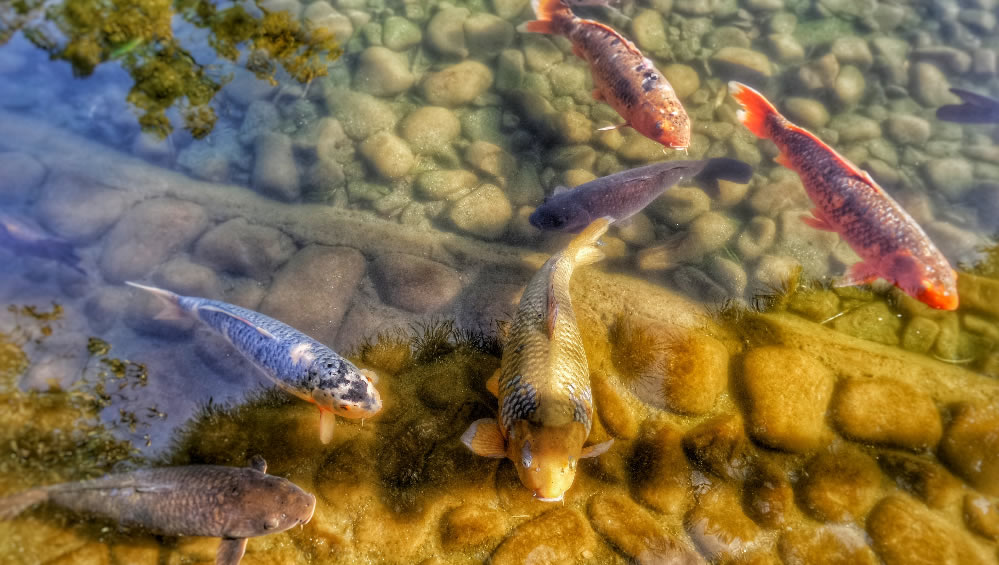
520,0,572,34
728,81,781,140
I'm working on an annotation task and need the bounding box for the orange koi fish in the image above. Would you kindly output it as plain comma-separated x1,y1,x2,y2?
522,0,690,149
729,82,958,310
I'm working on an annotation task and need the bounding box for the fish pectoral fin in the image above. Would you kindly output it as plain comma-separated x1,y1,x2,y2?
800,211,836,232
319,409,336,445
125,282,186,321
216,538,248,565
461,418,507,458
546,282,559,339
486,369,501,397
596,122,629,132
197,305,277,340
774,153,792,168
581,439,614,458
837,260,881,288
248,455,267,473
519,20,556,34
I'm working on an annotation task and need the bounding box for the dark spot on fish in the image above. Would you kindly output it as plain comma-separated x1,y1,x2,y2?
342,379,367,403
610,38,621,46
326,362,333,368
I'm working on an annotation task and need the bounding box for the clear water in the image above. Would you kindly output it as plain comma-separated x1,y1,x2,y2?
1,0,999,563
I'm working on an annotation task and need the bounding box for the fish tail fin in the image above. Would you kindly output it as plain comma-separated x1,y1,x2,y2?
125,281,187,321
567,217,610,267
0,489,48,520
519,0,571,33
728,81,779,139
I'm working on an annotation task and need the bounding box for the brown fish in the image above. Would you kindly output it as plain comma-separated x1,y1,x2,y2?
0,456,315,565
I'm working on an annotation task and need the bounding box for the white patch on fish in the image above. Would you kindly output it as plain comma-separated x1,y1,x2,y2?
289,342,314,365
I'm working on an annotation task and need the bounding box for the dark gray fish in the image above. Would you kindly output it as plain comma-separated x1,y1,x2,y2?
125,282,382,444
936,88,999,123
0,212,84,274
529,157,753,232
0,456,315,565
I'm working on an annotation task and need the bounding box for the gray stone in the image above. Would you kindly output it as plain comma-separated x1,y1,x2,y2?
464,141,516,182
259,245,367,346
85,286,129,334
35,175,126,244
833,65,866,106
491,0,530,19
359,132,415,179
370,252,463,313
100,199,209,284
464,12,514,54
416,170,478,200
831,37,873,68
924,158,974,198
649,186,710,224
768,34,805,63
354,46,415,96
449,184,512,239
382,16,421,51
798,53,839,90
420,61,494,107
323,87,398,140
829,114,881,143
426,7,469,58
153,256,223,300
885,114,931,146
303,1,354,43
238,100,280,145
400,106,461,154
614,212,655,246
708,255,748,296
911,62,959,107
784,97,830,129
194,218,296,281
522,35,564,72
0,151,46,204
711,46,773,78
673,212,738,262
253,133,300,201
631,10,667,52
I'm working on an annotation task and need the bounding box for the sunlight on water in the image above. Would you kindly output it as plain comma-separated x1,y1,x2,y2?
1,0,999,562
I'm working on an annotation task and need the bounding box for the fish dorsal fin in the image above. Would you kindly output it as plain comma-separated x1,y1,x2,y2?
197,305,276,340
780,122,884,192
546,281,559,339
486,369,501,397
216,538,248,565
248,455,267,473
588,21,644,57
461,418,507,458
581,439,614,458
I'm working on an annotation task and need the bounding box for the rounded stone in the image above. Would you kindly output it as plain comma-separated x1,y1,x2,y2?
359,132,415,179
370,252,462,313
588,493,701,564
522,35,564,72
833,65,866,106
741,346,835,452
660,333,729,415
0,152,46,204
832,378,942,450
425,7,469,58
630,424,692,515
662,64,700,100
464,141,516,182
711,47,773,78
736,216,777,259
449,184,512,240
591,371,637,440
421,61,494,107
799,447,881,522
382,16,422,51
193,218,296,281
963,494,999,540
778,525,879,565
923,157,974,198
440,504,506,551
416,170,478,200
354,46,415,96
940,401,999,496
613,212,654,247
744,464,795,528
877,451,963,509
911,62,959,107
683,413,756,481
784,97,830,129
885,114,931,146
489,508,594,565
868,495,994,565
828,114,881,143
552,111,593,144
831,37,874,68
685,485,762,562
631,9,667,52
36,176,126,244
303,2,353,43
672,212,738,262
253,132,300,201
400,106,461,154
463,12,514,54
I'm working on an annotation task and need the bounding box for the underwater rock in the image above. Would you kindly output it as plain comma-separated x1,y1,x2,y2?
421,61,494,107
831,37,873,69
830,302,901,346
867,495,994,565
683,413,757,481
591,371,638,439
464,142,516,182
370,252,462,313
382,16,422,51
752,254,801,292
549,63,587,98
304,1,353,42
744,463,795,528
99,198,208,284
630,423,692,515
957,273,999,318
552,111,593,145
489,507,594,565
253,133,300,202
711,47,773,79
36,175,126,244
828,114,881,143
741,346,835,452
492,0,529,19
963,494,999,540
613,212,654,247
238,100,280,146
426,7,470,58
649,186,710,224
885,114,931,146
315,117,353,163
672,212,737,263
416,170,478,200
940,401,999,496
671,266,729,303
832,377,941,451
588,493,704,565
631,9,667,52
661,64,699,100
0,151,45,204
464,13,514,54
923,157,974,198
736,216,777,259
833,65,866,107
747,176,810,215
354,47,415,96
911,62,958,107
440,504,507,552
798,446,881,522
877,451,962,509
153,257,222,300
776,208,838,275
901,316,940,354
259,244,366,346
685,485,763,562
784,97,831,129
85,285,130,333
664,333,729,415
324,88,398,141
778,525,879,565
449,184,512,240
709,255,748,297
359,132,415,179
401,107,461,154
522,35,564,72
496,49,526,91
193,218,296,282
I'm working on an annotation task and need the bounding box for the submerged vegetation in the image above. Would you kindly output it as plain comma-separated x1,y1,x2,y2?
0,0,343,138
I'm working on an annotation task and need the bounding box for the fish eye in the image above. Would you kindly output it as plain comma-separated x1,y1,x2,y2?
264,517,280,530
521,442,533,469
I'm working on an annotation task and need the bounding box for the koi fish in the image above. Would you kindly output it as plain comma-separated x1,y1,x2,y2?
461,218,613,502
936,88,999,123
530,157,753,232
0,212,84,274
729,81,959,310
521,0,690,149
126,282,382,442
0,456,314,565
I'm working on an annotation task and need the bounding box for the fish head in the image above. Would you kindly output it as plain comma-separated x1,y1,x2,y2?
887,253,960,311
529,198,591,233
639,109,690,150
225,475,317,538
314,364,383,419
913,272,960,310
508,420,587,502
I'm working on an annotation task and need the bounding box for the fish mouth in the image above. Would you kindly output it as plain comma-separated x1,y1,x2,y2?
534,493,564,503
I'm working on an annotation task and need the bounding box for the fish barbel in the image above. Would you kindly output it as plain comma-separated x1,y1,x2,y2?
530,157,753,232
521,0,690,149
462,218,613,502
0,456,315,565
729,81,959,310
126,282,383,442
